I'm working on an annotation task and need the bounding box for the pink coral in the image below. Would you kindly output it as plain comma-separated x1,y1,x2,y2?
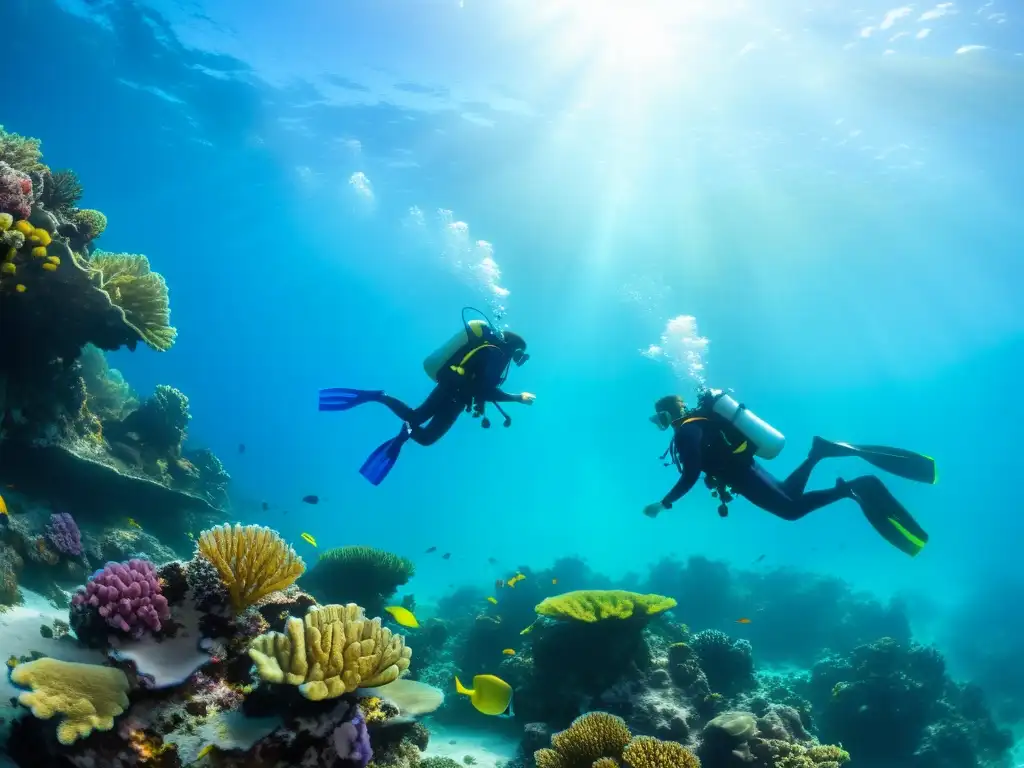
0,161,32,219
71,558,170,636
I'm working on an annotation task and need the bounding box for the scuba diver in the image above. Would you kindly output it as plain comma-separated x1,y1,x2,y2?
644,390,936,556
319,308,535,485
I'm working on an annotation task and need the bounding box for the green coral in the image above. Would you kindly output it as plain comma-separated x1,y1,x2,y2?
420,759,460,768
535,590,677,622
90,251,177,352
0,125,44,173
301,546,415,618
71,208,107,241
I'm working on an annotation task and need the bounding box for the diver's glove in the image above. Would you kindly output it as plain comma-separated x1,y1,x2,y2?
643,501,668,518
520,392,536,404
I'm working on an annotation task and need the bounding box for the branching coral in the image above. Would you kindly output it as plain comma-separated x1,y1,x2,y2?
89,251,176,352
198,523,305,610
535,590,677,622
248,602,413,700
301,545,415,618
10,658,130,745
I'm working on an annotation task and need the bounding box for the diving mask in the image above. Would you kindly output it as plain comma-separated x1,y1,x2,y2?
650,411,673,431
511,349,530,367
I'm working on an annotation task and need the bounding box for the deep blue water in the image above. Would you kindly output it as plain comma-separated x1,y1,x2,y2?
6,0,1024,721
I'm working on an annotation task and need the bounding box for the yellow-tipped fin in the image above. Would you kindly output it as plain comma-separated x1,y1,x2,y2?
455,676,473,696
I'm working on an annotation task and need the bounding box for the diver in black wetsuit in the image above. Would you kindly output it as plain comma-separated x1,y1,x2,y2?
643,392,936,557
319,309,535,484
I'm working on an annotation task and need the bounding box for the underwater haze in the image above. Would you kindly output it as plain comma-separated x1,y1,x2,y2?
3,0,1024,764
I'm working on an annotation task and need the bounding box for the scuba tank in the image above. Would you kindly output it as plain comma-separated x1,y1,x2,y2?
701,389,786,460
423,319,490,381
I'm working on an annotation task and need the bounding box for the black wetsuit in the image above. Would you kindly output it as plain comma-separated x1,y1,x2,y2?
374,345,523,446
663,418,852,519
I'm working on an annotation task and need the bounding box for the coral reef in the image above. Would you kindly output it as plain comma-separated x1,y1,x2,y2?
302,546,416,618
198,523,305,610
533,711,699,768
690,630,756,696
45,511,83,557
70,558,170,641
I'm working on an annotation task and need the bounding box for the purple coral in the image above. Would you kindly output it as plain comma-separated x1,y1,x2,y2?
71,558,170,637
45,512,83,557
0,161,32,219
332,710,372,767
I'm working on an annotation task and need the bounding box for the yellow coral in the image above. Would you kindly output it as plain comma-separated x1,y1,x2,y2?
42,262,57,272
1,263,14,275
32,246,47,258
90,251,177,352
5,247,15,260
593,759,620,768
622,736,700,768
47,255,60,266
548,712,633,766
10,658,130,745
536,590,677,623
15,284,25,292
13,220,32,235
198,523,305,610
248,602,413,701
0,213,11,231
533,749,567,768
29,229,52,246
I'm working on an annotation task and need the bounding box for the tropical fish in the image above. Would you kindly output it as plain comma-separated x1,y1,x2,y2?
454,674,514,717
126,518,142,530
385,605,420,629
261,501,270,511
736,618,752,624
302,495,319,504
486,597,498,605
0,494,7,516
551,578,558,585
520,621,536,636
301,532,317,547
425,546,437,553
502,648,515,656
442,553,451,560
507,573,525,588
487,557,497,565
197,744,214,759
753,554,766,563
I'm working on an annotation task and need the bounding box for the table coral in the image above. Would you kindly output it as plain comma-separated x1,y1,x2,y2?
535,590,677,622
248,602,413,701
198,523,305,610
10,657,130,745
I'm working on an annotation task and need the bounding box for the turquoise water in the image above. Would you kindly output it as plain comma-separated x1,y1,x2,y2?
9,0,1023,687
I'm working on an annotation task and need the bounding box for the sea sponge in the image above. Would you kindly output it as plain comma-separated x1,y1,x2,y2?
622,736,700,768
10,658,130,745
535,590,677,622
90,251,177,352
248,602,413,701
31,246,47,258
301,545,415,617
198,523,305,610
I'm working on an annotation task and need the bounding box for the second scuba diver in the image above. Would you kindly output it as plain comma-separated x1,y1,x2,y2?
644,390,935,556
319,308,535,485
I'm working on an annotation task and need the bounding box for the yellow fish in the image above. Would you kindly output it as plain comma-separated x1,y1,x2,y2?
186,532,195,540
197,744,214,758
507,573,526,588
0,494,7,516
455,674,514,717
126,517,142,530
520,621,536,636
552,578,558,585
6,655,18,668
385,605,420,629
301,532,317,547
486,597,498,605
502,648,515,656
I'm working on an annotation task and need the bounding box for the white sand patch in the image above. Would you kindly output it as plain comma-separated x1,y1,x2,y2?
422,723,519,767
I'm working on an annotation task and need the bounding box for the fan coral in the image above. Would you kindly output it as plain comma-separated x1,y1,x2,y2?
248,602,413,700
301,545,415,617
90,251,177,352
331,709,372,767
198,523,305,610
45,511,83,557
0,125,44,173
0,161,33,219
622,735,700,768
70,558,170,637
10,658,130,745
535,590,677,622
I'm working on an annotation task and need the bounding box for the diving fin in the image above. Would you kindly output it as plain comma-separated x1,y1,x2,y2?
813,437,937,484
847,476,929,557
318,388,382,412
359,423,412,486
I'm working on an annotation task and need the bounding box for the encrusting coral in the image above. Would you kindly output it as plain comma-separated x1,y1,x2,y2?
10,658,130,745
198,523,305,610
248,602,413,701
535,590,677,623
89,251,177,352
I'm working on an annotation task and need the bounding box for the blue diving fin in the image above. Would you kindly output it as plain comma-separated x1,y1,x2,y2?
359,423,413,486
318,388,382,412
